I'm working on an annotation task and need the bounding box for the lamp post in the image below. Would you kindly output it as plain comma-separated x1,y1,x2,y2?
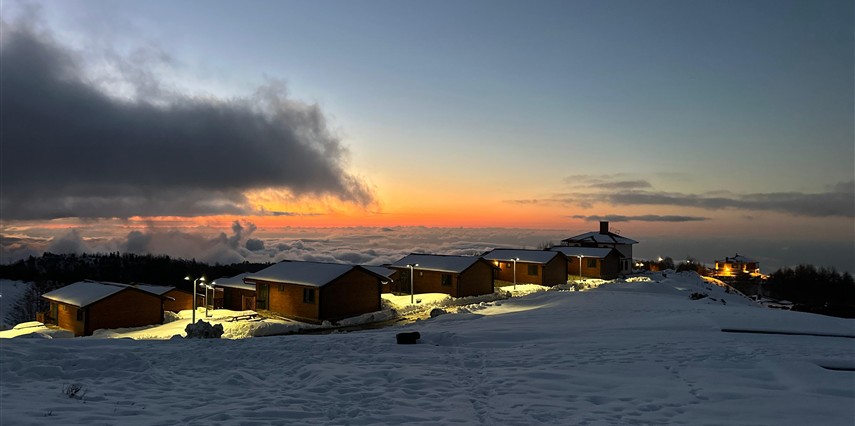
576,255,584,282
184,276,205,324
406,263,418,305
511,257,519,290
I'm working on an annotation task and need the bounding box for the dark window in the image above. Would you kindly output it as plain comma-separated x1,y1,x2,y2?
76,308,85,322
257,284,268,310
303,288,315,303
278,284,285,292
441,274,452,286
527,264,538,275
587,258,598,268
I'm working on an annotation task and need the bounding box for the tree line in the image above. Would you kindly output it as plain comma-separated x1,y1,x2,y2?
1,252,270,326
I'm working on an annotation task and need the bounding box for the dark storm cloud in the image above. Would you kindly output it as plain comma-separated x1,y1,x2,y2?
0,22,374,220
570,214,708,222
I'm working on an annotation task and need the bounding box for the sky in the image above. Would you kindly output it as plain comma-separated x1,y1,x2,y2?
1,0,853,272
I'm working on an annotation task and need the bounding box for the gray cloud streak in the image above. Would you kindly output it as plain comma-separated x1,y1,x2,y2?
0,22,374,220
570,214,709,222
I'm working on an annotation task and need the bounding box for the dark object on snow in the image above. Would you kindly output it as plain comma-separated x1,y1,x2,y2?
429,308,447,318
690,292,709,300
396,331,421,344
185,320,224,339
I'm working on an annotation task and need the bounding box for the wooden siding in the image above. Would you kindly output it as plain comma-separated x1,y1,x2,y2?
542,255,568,286
222,287,256,311
259,279,320,323
319,269,382,322
457,261,495,297
85,289,163,336
567,252,621,280
163,289,193,312
53,301,85,336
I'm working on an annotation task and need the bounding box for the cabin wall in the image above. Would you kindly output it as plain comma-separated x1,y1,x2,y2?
86,290,163,336
458,261,495,297
163,289,193,312
320,269,381,321
542,255,568,286
260,279,320,322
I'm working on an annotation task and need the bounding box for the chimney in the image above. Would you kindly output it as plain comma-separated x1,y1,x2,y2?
599,221,609,234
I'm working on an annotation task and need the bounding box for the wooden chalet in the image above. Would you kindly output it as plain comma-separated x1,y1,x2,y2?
40,281,165,336
482,249,568,286
212,273,257,311
243,261,387,323
714,253,761,279
551,246,622,280
362,266,397,293
389,254,497,297
560,221,638,275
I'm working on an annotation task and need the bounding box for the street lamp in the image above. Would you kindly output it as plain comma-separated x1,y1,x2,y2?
184,275,205,324
576,255,584,282
511,257,519,290
406,263,419,304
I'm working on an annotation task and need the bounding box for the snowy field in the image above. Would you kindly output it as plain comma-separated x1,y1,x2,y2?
1,272,854,425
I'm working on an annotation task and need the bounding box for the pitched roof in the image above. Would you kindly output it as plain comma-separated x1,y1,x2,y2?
389,254,487,274
482,249,562,264
41,281,146,308
562,231,638,245
244,261,383,288
97,281,177,296
551,246,616,258
212,272,256,291
716,254,757,263
362,266,396,281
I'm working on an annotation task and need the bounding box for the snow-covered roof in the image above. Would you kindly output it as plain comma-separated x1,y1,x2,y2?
212,273,256,291
363,266,396,280
390,254,485,274
482,249,561,264
97,281,176,296
550,246,615,258
562,231,638,245
244,261,374,288
41,281,133,307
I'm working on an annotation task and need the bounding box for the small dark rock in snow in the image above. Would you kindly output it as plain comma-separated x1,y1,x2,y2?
690,292,709,301
396,331,420,344
429,308,447,318
184,320,224,339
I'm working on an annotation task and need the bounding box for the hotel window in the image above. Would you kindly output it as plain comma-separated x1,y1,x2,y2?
441,274,452,287
587,258,598,268
303,288,315,303
527,265,538,275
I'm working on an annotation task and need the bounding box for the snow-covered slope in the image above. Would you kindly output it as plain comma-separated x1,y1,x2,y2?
1,272,853,425
0,280,31,329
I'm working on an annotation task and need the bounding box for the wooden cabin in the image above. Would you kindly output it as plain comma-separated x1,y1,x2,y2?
714,253,761,278
40,281,164,336
362,266,397,294
482,249,568,286
213,273,257,311
560,221,638,274
99,282,193,312
389,254,497,297
244,261,387,323
551,247,622,280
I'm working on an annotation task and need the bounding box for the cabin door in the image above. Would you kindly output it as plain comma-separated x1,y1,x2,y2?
242,295,256,311
257,284,268,310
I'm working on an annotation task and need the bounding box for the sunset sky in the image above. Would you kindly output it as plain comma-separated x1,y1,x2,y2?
1,0,852,271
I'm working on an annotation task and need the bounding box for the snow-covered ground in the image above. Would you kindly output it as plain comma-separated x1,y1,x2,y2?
1,272,854,425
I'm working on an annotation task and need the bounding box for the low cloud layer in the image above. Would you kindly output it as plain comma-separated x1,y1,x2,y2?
0,20,374,220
